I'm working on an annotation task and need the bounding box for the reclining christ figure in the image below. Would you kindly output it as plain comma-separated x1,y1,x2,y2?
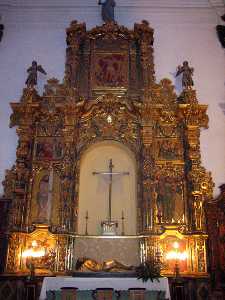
75,257,134,272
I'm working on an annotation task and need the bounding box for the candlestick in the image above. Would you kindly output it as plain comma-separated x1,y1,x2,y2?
85,210,89,235
121,210,125,235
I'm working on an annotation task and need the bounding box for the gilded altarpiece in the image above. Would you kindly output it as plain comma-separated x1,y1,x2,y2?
2,20,213,277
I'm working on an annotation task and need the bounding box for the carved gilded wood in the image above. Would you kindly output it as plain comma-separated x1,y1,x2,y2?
2,20,213,276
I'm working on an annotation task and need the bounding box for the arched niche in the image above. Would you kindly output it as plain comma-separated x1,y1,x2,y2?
78,140,137,235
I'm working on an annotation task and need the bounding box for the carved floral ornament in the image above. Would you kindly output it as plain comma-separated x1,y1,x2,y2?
77,94,141,153
178,103,209,128
66,19,154,43
89,21,133,40
66,20,86,46
188,165,214,198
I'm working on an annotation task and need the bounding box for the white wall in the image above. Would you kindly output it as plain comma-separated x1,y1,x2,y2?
78,141,137,235
0,0,224,196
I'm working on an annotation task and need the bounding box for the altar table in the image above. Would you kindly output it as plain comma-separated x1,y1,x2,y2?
39,277,170,300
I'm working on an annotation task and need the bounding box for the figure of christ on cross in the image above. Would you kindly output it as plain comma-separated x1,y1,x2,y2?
93,159,129,223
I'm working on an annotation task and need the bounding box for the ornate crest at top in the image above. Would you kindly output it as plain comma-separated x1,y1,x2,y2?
65,20,155,99
88,22,133,40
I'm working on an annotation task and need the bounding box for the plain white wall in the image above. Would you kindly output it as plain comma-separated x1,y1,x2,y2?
0,0,224,196
78,141,137,235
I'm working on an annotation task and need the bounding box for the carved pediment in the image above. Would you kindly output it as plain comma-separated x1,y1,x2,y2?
77,94,141,153
88,22,133,41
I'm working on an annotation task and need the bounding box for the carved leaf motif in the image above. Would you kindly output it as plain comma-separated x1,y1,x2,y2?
151,79,177,105
77,94,140,152
178,104,209,128
88,22,133,41
66,20,86,46
188,165,214,199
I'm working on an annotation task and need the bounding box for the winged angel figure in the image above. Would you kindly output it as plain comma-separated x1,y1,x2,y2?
25,60,47,88
176,61,194,88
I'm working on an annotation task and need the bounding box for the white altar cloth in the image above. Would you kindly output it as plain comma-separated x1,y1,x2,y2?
39,276,170,300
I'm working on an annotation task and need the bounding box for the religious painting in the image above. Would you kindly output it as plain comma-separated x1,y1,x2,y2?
93,53,128,87
155,174,184,223
35,138,64,161
30,167,61,226
35,172,51,223
157,139,183,160
37,175,51,222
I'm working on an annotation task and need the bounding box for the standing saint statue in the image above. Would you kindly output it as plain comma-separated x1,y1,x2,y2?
98,0,116,23
176,61,194,88
25,60,47,88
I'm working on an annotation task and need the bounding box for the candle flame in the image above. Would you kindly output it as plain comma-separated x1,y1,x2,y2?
166,251,188,261
22,249,45,258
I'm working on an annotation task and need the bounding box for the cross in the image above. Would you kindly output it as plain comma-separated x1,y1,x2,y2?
93,159,129,222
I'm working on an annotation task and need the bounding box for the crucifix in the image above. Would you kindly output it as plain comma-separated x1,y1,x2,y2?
93,159,129,222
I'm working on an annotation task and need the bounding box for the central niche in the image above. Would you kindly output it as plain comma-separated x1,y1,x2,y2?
78,141,137,236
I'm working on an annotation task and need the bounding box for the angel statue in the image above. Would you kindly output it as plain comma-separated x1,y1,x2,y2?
176,61,194,88
25,60,47,88
98,0,116,23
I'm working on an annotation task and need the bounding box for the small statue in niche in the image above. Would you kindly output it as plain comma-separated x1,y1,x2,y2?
25,60,47,88
98,0,116,23
193,193,203,230
176,61,194,88
2,167,16,199
15,161,28,192
16,141,30,159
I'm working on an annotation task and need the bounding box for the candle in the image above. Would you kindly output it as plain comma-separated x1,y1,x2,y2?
86,211,88,218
